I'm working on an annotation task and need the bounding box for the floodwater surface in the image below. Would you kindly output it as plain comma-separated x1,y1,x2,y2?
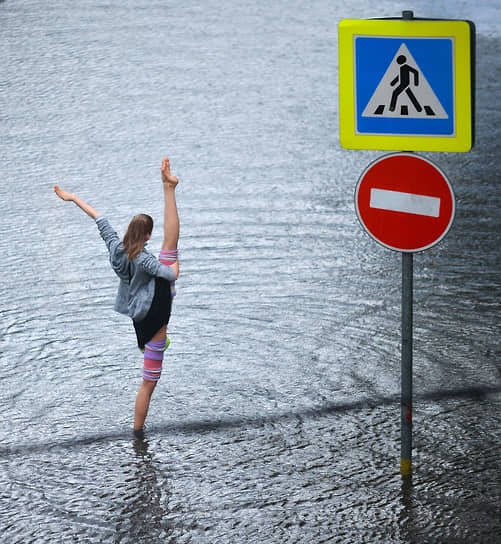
1,0,500,542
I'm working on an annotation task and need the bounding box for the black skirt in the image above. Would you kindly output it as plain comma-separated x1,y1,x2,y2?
133,278,173,350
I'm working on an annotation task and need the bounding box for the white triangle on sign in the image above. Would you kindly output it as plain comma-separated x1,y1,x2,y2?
362,43,448,119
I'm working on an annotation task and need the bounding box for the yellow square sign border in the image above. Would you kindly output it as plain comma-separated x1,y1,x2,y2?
338,19,473,152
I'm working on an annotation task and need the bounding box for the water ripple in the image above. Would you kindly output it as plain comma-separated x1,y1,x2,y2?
1,1,500,542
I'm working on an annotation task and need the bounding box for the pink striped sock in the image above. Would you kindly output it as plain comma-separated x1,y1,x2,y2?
159,249,178,265
159,250,178,296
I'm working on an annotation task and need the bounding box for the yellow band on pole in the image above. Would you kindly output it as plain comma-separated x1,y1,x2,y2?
401,459,412,476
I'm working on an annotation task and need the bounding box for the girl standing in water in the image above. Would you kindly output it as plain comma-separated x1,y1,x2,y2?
54,157,180,439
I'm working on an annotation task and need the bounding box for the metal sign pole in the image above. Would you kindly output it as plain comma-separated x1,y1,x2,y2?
401,252,413,476
346,8,466,478
355,153,455,475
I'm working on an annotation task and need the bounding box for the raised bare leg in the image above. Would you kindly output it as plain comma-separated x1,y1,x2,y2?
159,156,180,299
161,157,179,251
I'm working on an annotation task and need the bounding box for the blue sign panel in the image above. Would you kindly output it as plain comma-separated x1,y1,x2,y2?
354,37,455,137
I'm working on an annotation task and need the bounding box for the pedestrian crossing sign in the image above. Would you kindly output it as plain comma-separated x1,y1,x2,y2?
338,18,474,152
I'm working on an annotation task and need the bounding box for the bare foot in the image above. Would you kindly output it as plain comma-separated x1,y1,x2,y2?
161,157,179,188
54,185,75,202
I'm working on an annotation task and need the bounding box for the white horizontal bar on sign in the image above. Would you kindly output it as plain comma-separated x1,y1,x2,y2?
370,188,441,218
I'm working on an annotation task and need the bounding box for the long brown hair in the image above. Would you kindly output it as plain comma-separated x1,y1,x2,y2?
123,214,153,260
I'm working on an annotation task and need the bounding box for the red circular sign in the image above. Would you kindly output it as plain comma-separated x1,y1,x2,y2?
355,153,455,252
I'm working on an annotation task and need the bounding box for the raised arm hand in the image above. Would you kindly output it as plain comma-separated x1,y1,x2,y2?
54,186,101,220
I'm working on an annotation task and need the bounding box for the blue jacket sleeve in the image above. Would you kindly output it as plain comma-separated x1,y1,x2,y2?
95,216,121,253
95,216,129,278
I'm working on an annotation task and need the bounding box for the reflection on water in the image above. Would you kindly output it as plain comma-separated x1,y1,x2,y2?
114,440,173,543
1,0,500,542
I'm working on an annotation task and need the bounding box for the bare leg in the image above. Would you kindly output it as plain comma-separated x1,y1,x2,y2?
134,379,157,433
161,157,179,251
152,158,180,341
154,157,179,339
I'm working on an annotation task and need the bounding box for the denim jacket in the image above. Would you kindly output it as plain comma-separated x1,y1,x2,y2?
95,216,176,321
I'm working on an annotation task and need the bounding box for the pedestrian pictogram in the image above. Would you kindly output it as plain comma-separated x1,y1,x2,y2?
338,17,474,152
355,153,455,252
354,36,455,138
362,43,448,119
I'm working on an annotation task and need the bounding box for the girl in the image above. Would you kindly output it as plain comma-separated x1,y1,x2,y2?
54,157,180,439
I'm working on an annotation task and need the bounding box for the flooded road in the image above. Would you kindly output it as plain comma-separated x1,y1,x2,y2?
1,0,500,542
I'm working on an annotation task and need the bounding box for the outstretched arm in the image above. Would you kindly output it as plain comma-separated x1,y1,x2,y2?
54,186,100,220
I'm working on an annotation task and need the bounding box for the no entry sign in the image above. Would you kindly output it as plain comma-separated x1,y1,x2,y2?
355,153,455,252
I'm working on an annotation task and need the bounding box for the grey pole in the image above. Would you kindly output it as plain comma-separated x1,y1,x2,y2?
399,3,414,470
401,252,413,475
